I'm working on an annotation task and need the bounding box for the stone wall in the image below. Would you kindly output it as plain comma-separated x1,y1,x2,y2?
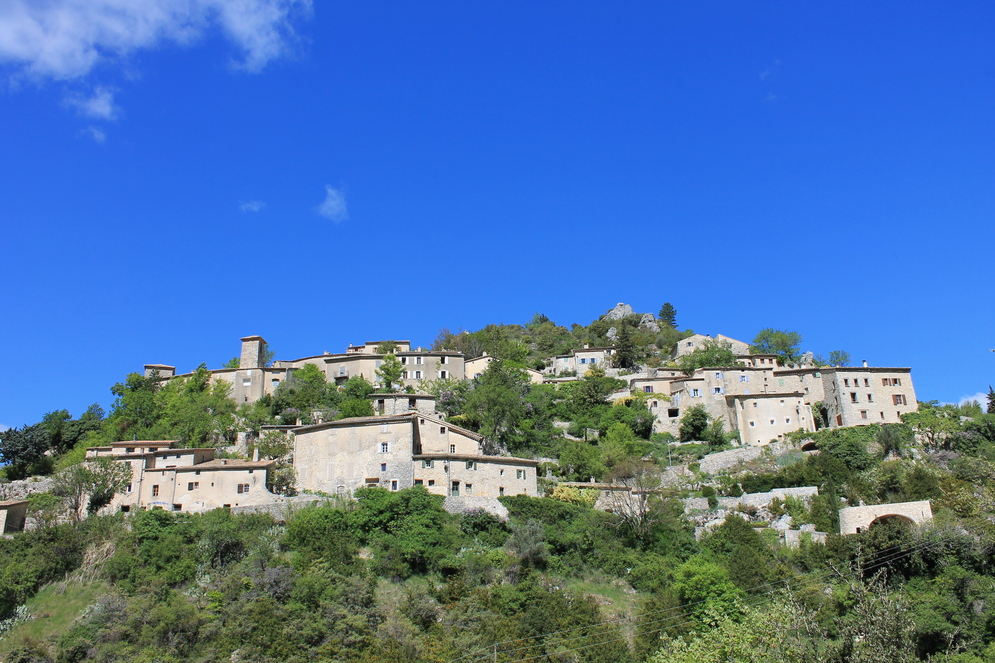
0,477,54,501
838,500,932,535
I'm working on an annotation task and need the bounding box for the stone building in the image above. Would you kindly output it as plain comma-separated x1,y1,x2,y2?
0,500,28,533
465,353,544,383
86,441,277,513
544,345,615,376
293,412,537,499
820,366,916,427
146,336,466,406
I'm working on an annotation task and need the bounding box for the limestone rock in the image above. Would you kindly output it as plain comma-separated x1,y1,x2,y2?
606,326,618,341
603,303,634,321
639,313,660,333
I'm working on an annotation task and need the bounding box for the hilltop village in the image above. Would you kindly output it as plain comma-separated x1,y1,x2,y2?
2,304,993,663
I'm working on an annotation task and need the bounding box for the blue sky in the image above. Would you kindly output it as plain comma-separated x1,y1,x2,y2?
1,2,993,429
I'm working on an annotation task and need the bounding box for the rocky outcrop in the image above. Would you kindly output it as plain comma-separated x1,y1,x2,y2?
603,303,634,320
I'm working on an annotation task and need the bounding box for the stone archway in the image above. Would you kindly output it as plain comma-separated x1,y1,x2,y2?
838,500,932,535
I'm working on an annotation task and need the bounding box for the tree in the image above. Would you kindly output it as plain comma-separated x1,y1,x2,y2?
827,350,851,367
877,424,911,459
678,405,710,442
749,328,803,366
375,354,405,393
612,324,639,370
658,303,677,329
222,356,241,369
375,341,399,354
988,386,995,414
677,339,737,375
463,360,530,450
52,457,132,520
0,424,50,469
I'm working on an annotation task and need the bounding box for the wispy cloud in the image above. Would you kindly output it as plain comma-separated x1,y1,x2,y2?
240,200,265,212
759,60,782,82
315,185,347,222
0,424,8,433
81,126,106,143
66,86,118,119
958,392,989,408
0,0,312,81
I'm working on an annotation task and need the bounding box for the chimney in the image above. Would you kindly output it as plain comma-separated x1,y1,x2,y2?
862,360,868,368
240,336,266,369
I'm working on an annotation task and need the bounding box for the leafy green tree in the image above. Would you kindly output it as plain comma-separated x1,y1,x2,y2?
678,405,710,442
222,356,240,369
749,328,803,366
599,396,655,440
677,339,738,375
375,340,399,354
0,423,50,469
902,402,962,451
557,439,607,481
828,350,851,367
658,302,677,329
107,371,165,439
375,354,404,393
52,456,132,520
463,360,531,450
877,424,912,459
670,556,744,623
338,398,375,418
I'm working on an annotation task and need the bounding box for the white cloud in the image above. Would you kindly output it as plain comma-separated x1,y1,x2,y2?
315,185,347,222
240,200,265,212
81,125,105,142
0,423,8,432
66,85,118,119
0,0,312,81
958,392,989,408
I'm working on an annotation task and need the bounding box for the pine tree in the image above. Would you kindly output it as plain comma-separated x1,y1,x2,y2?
988,385,995,414
658,302,677,329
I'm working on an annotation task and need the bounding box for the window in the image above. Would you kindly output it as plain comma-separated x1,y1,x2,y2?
579,358,587,364
422,459,433,468
644,386,654,393
414,479,423,486
439,370,449,379
713,386,722,394
400,357,408,364
590,358,597,364
391,480,398,491
451,481,460,496
714,372,722,380
740,375,749,382
465,483,472,494
850,392,859,403
691,388,701,397
440,426,447,434
415,370,422,379
415,356,423,365
403,371,409,379
749,421,755,427
242,378,252,386
686,341,693,347
237,483,249,493
187,482,199,491
844,378,850,386
500,469,504,476
126,483,133,493
881,412,885,419
152,485,159,497
668,408,680,418
381,463,387,472
339,366,346,376
440,356,448,364
125,447,135,453
173,504,182,511
380,442,389,453
375,360,382,368
867,394,874,402
785,418,791,424
466,460,475,470
195,470,200,476
449,444,456,453
272,379,280,388
770,419,775,425
860,411,868,420
893,394,906,406
516,469,525,480
428,480,435,486
753,402,758,408
408,398,416,408
864,378,871,387
499,487,505,496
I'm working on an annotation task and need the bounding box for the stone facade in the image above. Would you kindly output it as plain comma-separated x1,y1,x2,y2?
821,367,917,427
0,500,29,533
838,500,933,535
86,441,278,513
544,345,615,376
293,412,537,499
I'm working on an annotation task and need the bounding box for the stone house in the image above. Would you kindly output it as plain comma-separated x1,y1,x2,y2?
671,334,750,359
465,353,544,383
544,345,615,376
820,366,916,427
0,500,29,533
86,441,277,513
293,412,537,499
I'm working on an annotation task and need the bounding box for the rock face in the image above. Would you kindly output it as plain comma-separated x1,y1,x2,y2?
639,313,660,333
603,303,634,320
606,327,618,341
